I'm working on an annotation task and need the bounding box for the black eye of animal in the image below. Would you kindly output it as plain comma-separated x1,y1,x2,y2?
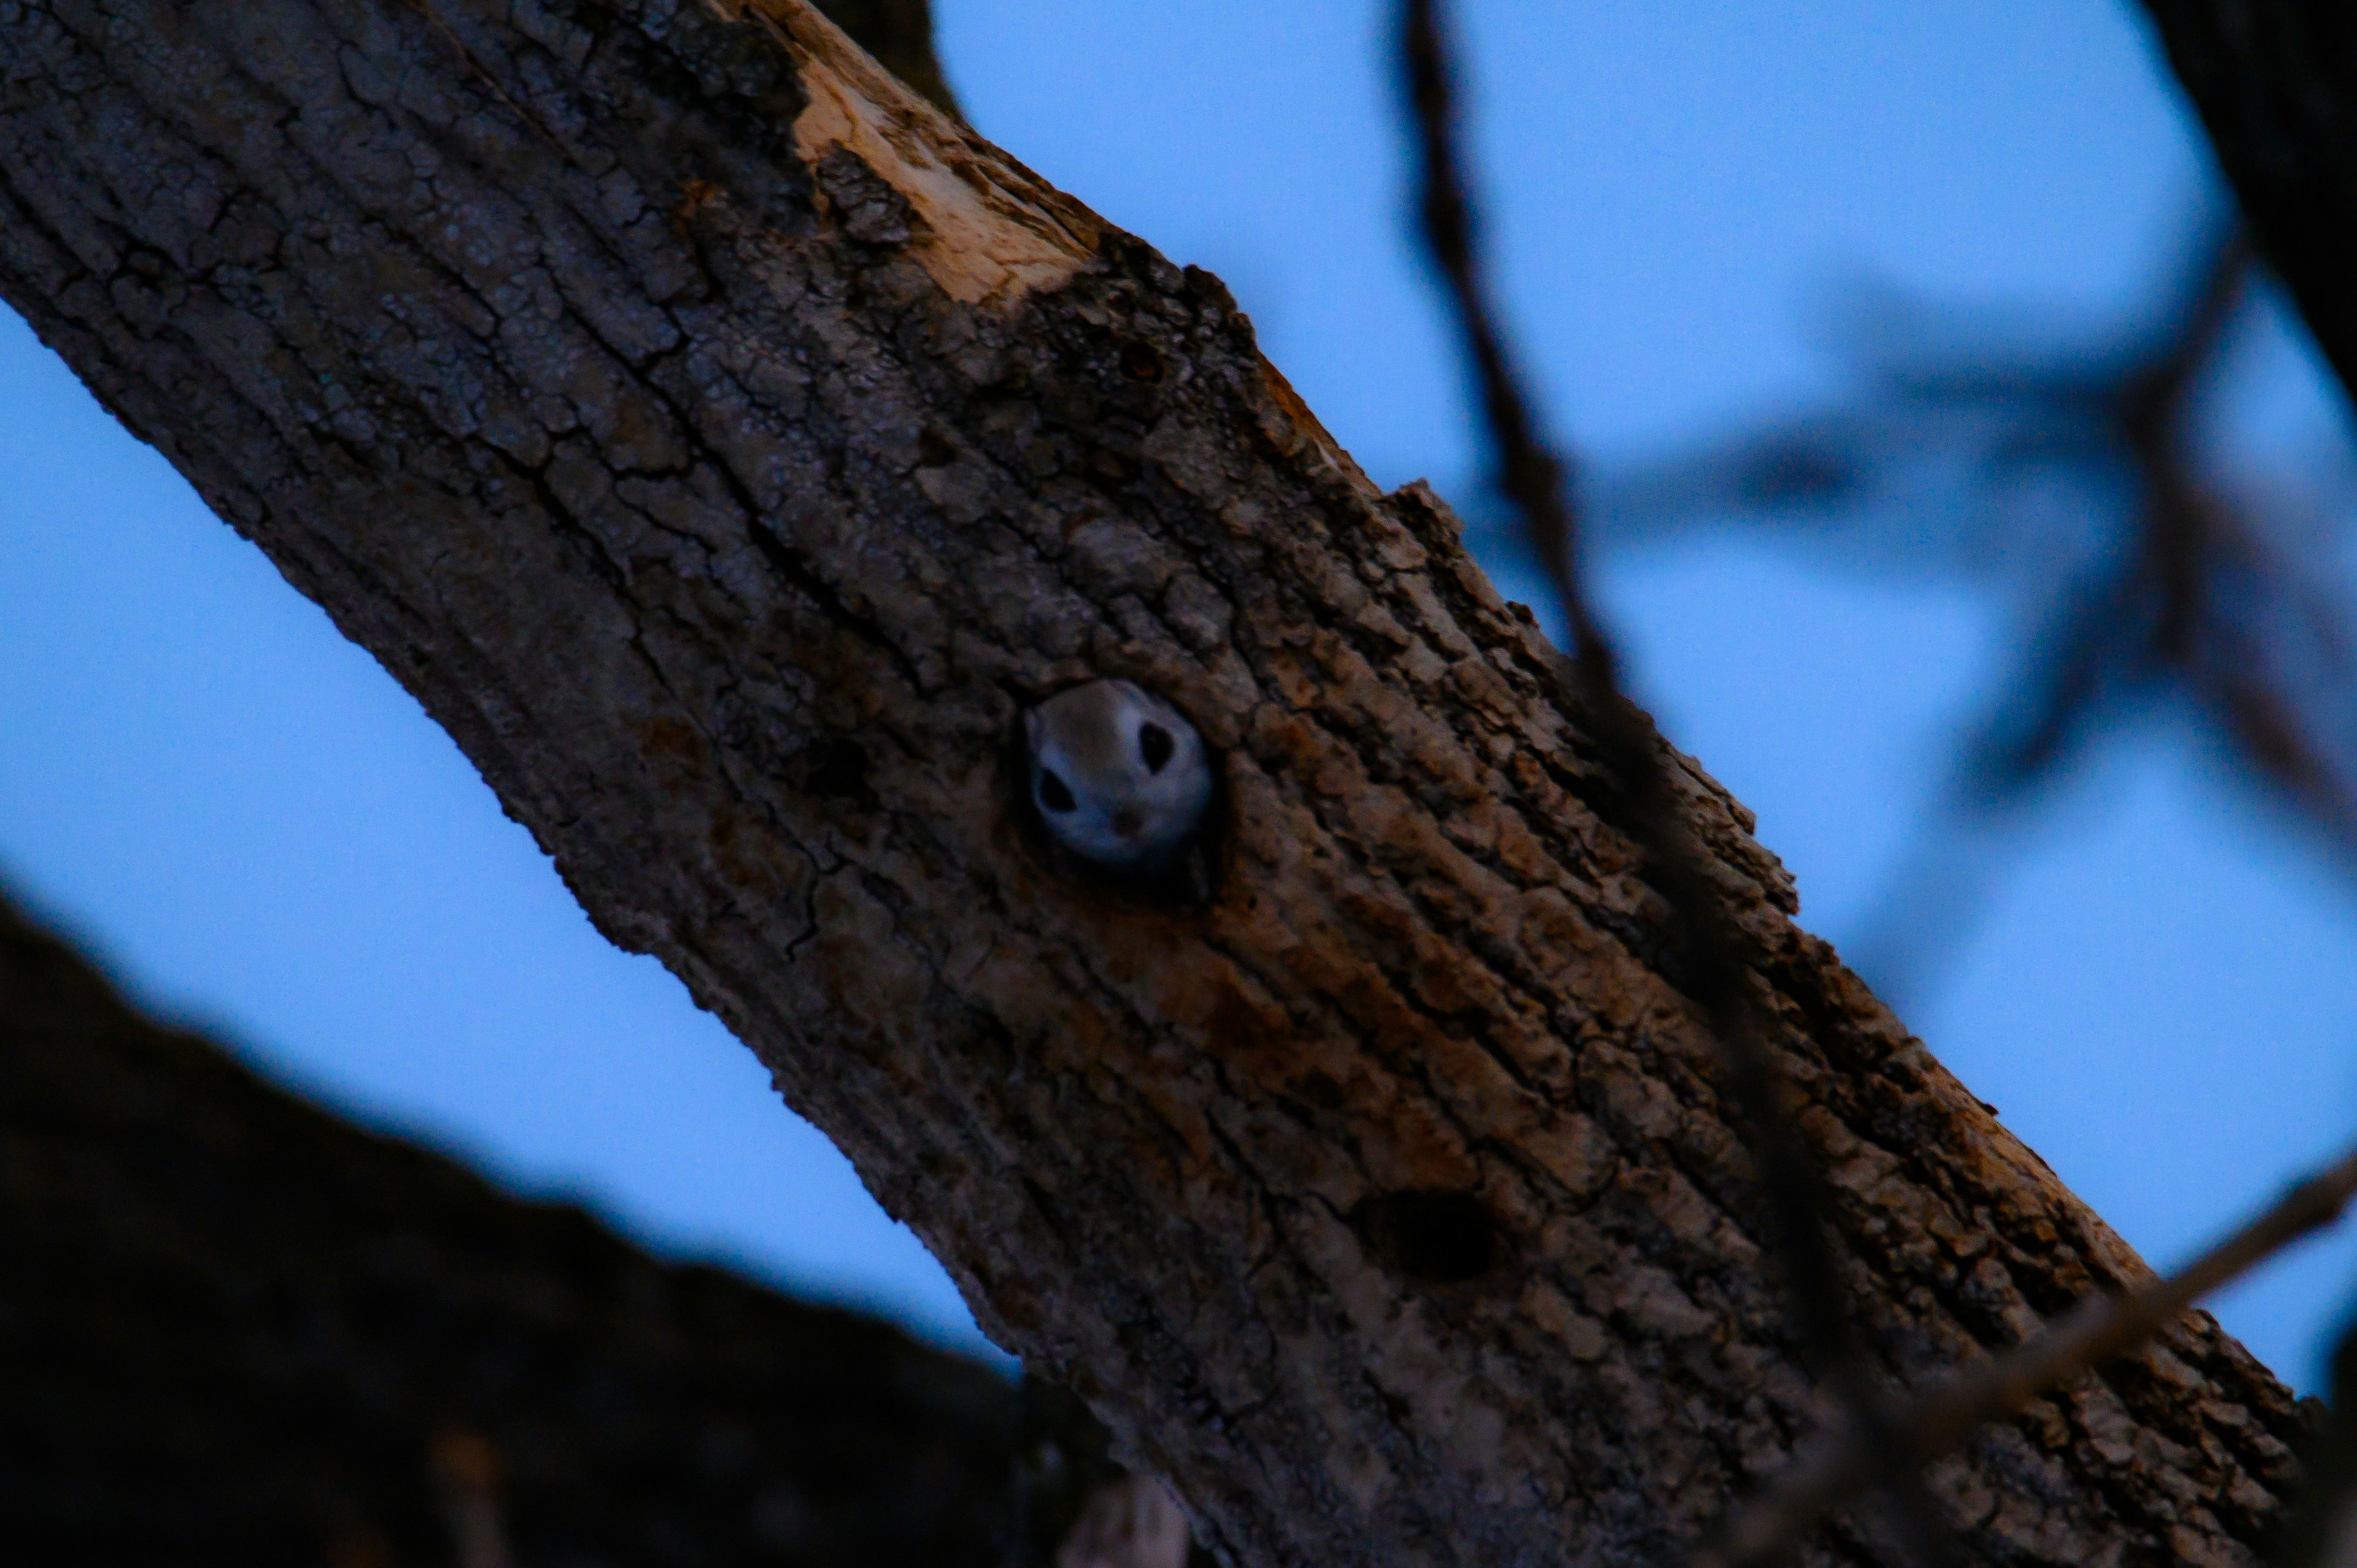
1037,768,1077,813
1137,722,1174,774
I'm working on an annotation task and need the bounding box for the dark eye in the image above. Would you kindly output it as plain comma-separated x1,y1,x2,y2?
1137,722,1174,774
1037,768,1077,813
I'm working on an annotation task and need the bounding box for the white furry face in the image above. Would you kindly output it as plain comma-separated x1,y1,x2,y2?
1023,680,1213,871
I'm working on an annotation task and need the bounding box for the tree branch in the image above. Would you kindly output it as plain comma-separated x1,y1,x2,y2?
0,2,2315,1562
1693,1137,2357,1567
1399,4,1949,1559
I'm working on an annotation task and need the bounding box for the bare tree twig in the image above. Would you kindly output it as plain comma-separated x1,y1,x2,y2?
1689,1137,2357,1568
1397,4,1953,1561
1400,20,2357,1564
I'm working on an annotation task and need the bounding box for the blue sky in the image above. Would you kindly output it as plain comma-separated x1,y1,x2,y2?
6,0,2357,1386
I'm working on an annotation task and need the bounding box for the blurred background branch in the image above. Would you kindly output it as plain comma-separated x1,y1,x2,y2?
1402,1,1960,1559
0,881,1174,1567
12,0,2357,1563
1414,4,2357,1558
1438,177,2357,1559
1465,207,2357,1014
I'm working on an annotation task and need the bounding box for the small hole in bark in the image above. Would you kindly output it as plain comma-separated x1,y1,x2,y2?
1119,342,1163,382
1352,1190,1498,1284
918,428,959,468
801,738,872,801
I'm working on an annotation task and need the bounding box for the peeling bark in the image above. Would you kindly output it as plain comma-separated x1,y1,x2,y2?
0,2,2316,1564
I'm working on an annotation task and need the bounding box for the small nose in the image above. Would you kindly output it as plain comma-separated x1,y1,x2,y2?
1112,809,1142,838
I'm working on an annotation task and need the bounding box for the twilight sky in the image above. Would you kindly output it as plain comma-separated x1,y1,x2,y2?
4,0,2356,1385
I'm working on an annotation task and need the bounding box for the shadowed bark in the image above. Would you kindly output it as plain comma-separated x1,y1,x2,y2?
0,886,1026,1566
0,2,2319,1564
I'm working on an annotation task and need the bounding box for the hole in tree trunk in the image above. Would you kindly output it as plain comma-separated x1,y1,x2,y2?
799,737,873,801
1350,1190,1499,1284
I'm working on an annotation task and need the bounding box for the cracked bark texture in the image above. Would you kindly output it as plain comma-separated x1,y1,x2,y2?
0,2,2316,1565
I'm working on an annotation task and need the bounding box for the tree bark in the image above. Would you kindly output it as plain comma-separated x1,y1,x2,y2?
2135,2,2357,399
0,3,2315,1564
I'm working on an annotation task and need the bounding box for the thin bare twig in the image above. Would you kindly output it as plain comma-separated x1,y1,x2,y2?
1399,16,2357,1565
1689,1137,2357,1568
1397,3,1953,1561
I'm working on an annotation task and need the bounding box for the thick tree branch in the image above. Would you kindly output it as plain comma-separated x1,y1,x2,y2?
1400,4,1949,1560
1698,1137,2357,1567
0,2,2316,1563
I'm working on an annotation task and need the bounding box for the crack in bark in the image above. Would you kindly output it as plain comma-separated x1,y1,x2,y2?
0,1,2321,1565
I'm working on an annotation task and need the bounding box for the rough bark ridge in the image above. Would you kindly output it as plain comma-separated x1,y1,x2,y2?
0,2,2312,1564
0,886,1023,1567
